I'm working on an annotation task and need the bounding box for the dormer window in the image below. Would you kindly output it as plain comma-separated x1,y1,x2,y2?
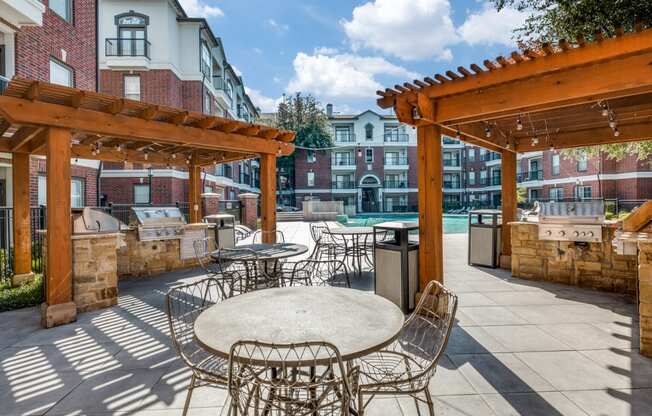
365,123,374,140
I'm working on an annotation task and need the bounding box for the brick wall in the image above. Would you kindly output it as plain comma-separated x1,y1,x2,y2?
15,0,97,91
30,158,98,206
99,69,183,107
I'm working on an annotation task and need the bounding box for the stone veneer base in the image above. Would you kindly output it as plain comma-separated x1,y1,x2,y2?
41,302,77,328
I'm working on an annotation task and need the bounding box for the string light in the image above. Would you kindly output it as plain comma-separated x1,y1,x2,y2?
516,116,523,131
531,135,539,146
143,150,149,161
485,125,492,138
456,128,462,140
171,153,177,159
213,158,217,166
599,101,609,117
613,127,620,137
608,112,617,129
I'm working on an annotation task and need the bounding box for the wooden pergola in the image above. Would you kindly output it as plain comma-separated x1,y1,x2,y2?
0,78,294,321
377,25,652,287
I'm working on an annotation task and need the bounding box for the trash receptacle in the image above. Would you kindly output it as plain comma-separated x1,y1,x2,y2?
203,214,236,249
373,220,419,313
468,209,501,268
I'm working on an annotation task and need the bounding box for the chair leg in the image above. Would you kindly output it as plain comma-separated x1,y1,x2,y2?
182,374,197,416
423,387,435,416
357,391,365,416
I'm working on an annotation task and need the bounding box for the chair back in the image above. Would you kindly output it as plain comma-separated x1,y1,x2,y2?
399,280,457,386
217,247,270,294
252,229,286,244
193,238,216,274
166,278,225,366
234,224,253,243
310,223,330,243
290,259,350,287
228,340,357,416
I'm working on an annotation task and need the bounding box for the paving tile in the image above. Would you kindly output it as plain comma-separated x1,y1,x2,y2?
485,325,572,352
398,394,496,416
482,391,589,416
459,306,528,326
538,323,635,350
448,353,555,394
563,388,652,416
456,292,498,307
0,370,83,416
507,304,632,325
516,351,632,390
483,290,577,306
429,355,477,396
14,322,118,347
578,348,652,389
446,326,509,354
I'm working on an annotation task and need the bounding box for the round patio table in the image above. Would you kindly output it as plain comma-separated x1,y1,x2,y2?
194,286,404,365
327,227,374,277
210,243,309,261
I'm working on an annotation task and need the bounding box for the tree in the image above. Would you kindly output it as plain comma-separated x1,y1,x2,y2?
492,0,652,162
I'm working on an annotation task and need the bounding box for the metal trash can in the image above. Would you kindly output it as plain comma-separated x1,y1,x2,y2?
203,214,236,249
373,221,419,313
468,209,501,268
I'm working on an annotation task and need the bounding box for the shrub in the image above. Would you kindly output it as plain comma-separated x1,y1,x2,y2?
0,274,43,312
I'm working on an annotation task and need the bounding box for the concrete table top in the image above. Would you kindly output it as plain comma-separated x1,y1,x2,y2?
194,286,405,365
211,243,309,261
327,226,374,235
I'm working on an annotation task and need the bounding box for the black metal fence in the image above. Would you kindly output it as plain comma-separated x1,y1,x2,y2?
217,200,243,223
0,206,46,284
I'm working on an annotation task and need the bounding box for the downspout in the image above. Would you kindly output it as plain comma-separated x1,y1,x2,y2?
97,161,103,206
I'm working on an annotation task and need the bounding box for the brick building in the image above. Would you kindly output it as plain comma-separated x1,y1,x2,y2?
0,0,100,208
97,0,260,207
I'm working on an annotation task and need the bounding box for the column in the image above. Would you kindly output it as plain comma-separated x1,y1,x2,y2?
11,152,33,286
501,149,517,269
188,161,202,223
259,154,277,243
238,193,259,230
42,127,76,328
417,124,443,286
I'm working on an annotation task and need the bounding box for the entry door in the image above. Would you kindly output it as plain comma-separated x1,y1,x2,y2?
119,28,146,56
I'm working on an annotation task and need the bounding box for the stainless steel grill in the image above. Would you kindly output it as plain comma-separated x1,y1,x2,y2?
73,207,126,234
130,206,186,241
538,201,604,243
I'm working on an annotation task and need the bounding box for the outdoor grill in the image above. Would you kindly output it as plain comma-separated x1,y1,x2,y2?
129,206,186,241
537,200,604,243
73,207,127,234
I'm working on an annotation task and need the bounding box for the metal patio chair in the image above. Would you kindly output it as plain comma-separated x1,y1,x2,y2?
288,258,351,288
311,222,345,262
227,340,359,415
166,277,228,416
252,229,286,244
354,280,458,416
193,238,230,296
216,247,276,295
234,224,253,243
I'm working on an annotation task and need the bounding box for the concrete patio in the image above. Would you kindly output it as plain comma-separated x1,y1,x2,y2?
1,221,650,416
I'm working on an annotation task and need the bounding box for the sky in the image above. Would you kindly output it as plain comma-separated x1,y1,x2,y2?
179,0,530,115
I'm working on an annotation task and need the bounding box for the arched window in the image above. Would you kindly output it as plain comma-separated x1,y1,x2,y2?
114,11,149,57
365,123,374,140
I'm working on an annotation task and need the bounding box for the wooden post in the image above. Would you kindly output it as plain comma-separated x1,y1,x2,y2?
188,160,202,223
12,152,32,284
417,124,443,286
501,149,517,268
42,127,76,327
260,154,277,243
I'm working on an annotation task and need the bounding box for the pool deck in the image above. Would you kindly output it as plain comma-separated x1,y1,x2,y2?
0,221,650,415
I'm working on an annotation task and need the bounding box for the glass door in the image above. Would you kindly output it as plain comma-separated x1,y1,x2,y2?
119,28,146,56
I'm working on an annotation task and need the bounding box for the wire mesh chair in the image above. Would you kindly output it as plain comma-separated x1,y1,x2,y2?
166,277,228,416
217,247,276,295
228,340,359,416
354,280,458,416
311,223,345,262
252,229,286,244
234,224,253,243
192,238,230,295
288,258,351,288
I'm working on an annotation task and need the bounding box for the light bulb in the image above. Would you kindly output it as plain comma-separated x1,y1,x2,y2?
485,127,491,138
171,153,177,159
516,118,523,131
144,151,149,161
614,128,620,137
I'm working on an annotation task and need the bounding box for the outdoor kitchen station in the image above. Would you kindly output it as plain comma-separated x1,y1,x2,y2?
509,201,638,295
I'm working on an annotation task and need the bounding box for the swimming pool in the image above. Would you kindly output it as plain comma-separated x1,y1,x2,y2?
339,213,468,234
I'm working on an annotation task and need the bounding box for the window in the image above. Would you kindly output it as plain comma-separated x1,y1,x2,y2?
365,123,373,140
551,153,560,176
550,187,564,201
71,178,84,208
307,171,315,187
577,152,588,171
50,0,72,22
38,176,85,207
479,148,488,161
575,185,592,200
203,90,211,114
201,43,211,77
468,171,476,185
334,152,352,165
204,185,213,194
365,148,373,163
49,58,73,87
480,169,487,184
307,150,316,163
116,12,148,57
124,75,140,100
134,184,150,204
335,127,352,142
468,148,476,161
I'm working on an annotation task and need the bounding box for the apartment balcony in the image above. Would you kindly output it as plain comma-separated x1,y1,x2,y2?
334,132,356,144
332,181,356,191
105,38,151,69
384,156,409,170
491,175,502,186
237,105,251,122
331,157,356,170
383,132,409,143
517,170,544,183
383,180,409,191
442,137,464,148
443,159,462,170
443,181,462,190
212,76,233,109
0,0,44,28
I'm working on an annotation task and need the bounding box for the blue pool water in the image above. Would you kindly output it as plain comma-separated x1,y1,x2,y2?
340,214,468,234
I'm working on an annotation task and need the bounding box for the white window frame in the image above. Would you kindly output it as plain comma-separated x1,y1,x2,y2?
124,75,141,100
307,150,316,163
552,153,560,176
50,0,72,22
550,187,564,201
49,58,73,87
134,184,150,204
365,148,373,164
307,171,315,187
577,152,588,172
71,178,84,208
468,148,476,161
468,171,476,185
575,185,592,199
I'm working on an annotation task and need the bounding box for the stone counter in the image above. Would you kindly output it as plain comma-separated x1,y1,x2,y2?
118,223,214,278
510,222,637,295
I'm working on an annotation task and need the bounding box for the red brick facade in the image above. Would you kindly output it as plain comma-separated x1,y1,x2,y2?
29,158,98,207
15,0,97,91
100,69,183,108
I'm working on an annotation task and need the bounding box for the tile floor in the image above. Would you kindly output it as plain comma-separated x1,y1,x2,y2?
0,221,650,415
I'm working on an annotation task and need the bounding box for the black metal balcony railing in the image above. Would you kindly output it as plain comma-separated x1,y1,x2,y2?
105,38,151,58
0,75,8,95
517,170,544,182
443,159,460,167
479,153,490,161
490,152,502,161
383,133,409,143
332,181,356,190
384,156,408,165
332,157,355,166
334,132,355,142
442,137,460,145
384,180,407,188
237,104,251,122
443,181,461,189
213,76,233,99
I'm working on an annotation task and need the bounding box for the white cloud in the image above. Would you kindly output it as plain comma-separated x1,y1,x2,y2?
342,0,458,61
286,51,420,99
313,46,338,55
267,18,289,34
457,3,527,46
178,0,223,17
245,88,282,113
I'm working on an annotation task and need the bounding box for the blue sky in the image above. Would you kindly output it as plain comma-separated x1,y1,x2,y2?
180,0,529,114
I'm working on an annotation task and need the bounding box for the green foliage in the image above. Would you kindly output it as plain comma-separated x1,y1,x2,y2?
0,274,43,312
275,93,332,149
517,187,527,204
491,0,652,161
